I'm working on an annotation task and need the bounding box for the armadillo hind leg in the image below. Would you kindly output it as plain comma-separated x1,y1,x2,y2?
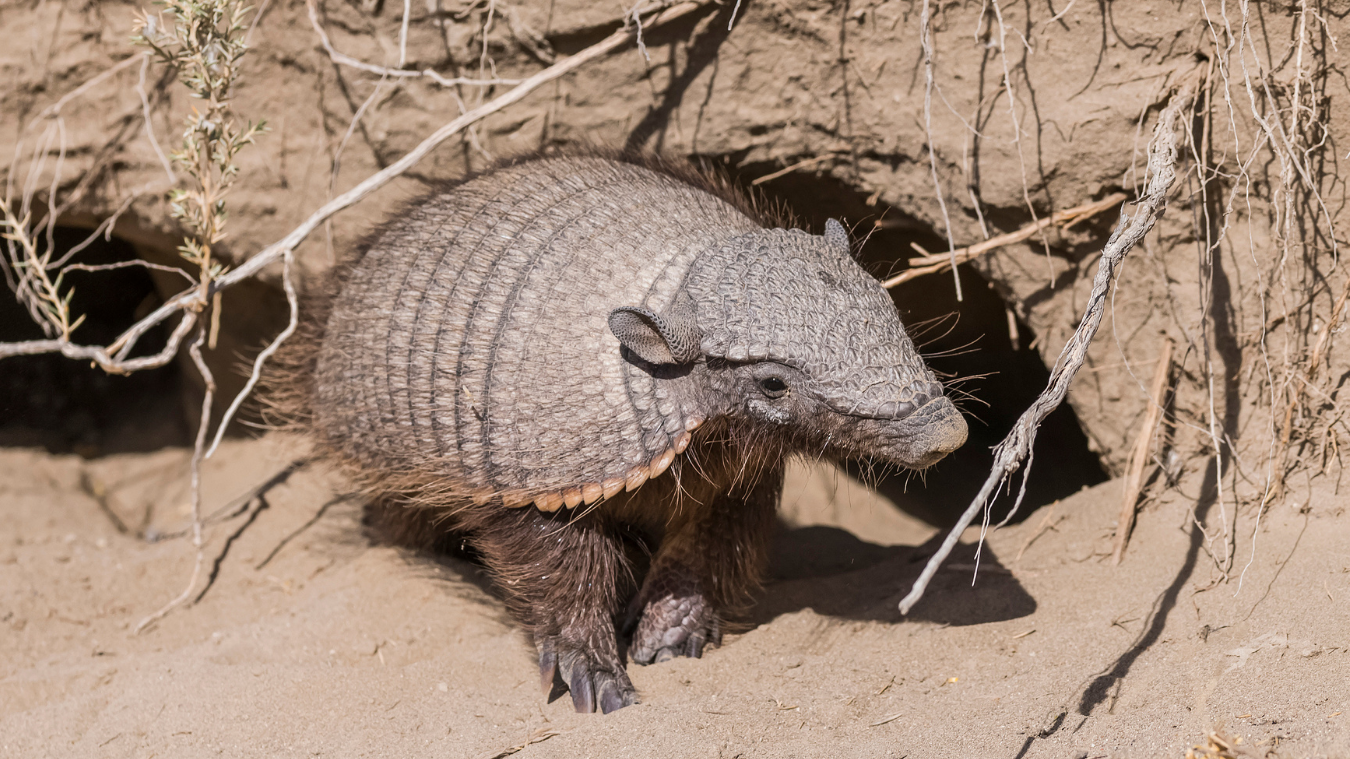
468,506,638,713
625,473,781,666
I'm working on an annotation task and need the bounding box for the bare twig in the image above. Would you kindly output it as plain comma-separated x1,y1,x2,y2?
306,0,521,87
136,52,176,185
1014,504,1061,564
47,186,165,269
882,192,1128,289
206,249,297,457
750,153,840,186
32,53,148,123
476,728,563,759
1273,278,1350,498
134,323,215,633
397,0,411,68
1112,336,1173,564
627,1,651,62
918,0,961,300
989,0,1051,283
869,712,904,727
63,259,197,283
898,82,1192,615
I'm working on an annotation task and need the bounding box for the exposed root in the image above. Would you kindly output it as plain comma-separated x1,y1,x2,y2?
882,192,1128,289
899,79,1194,615
1112,337,1174,564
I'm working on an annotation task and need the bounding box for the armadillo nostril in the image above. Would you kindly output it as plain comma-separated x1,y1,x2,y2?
901,381,945,411
873,383,950,419
877,400,917,419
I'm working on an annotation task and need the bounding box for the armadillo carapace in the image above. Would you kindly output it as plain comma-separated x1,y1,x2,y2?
307,154,968,713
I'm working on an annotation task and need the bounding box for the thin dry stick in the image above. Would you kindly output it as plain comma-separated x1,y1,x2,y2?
32,52,148,123
918,0,962,301
881,192,1127,289
1112,335,1173,564
989,0,1051,282
750,153,839,186
47,186,162,270
305,0,520,87
0,0,705,369
1273,279,1350,498
477,728,562,759
134,323,215,633
898,83,1192,615
206,249,296,457
136,52,176,185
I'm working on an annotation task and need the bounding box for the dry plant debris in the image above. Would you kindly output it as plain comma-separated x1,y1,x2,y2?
1113,336,1174,564
899,78,1196,615
1185,730,1241,759
880,192,1129,289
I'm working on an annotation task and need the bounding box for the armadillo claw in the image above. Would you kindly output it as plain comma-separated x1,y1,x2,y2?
540,637,638,714
564,654,638,714
569,665,595,713
597,676,630,714
629,592,720,666
538,642,558,696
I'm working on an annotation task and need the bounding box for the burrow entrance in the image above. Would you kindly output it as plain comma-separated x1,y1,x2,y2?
1,224,290,457
717,157,1109,525
1,227,191,456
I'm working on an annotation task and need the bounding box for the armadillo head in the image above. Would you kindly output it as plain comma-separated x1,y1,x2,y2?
608,220,967,470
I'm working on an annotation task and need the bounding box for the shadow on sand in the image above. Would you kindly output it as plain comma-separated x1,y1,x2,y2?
754,522,1036,627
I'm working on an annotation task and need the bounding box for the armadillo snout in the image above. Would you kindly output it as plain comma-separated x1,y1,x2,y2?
910,395,968,463
865,394,968,469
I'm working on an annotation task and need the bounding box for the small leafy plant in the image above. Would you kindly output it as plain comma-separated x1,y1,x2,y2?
133,0,265,305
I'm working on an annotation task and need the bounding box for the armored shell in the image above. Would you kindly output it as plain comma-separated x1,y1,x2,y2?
313,155,944,506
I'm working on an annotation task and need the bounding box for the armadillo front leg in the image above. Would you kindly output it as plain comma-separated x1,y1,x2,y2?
469,506,637,713
627,471,781,665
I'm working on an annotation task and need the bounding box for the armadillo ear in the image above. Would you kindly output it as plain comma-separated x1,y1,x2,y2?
609,295,701,365
825,218,850,253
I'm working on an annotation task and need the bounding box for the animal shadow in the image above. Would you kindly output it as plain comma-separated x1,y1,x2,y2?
750,523,1036,627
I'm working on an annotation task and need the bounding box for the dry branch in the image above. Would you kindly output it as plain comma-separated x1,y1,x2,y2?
897,82,1194,616
917,0,961,300
881,192,1128,289
1112,336,1173,565
134,323,214,633
750,153,841,186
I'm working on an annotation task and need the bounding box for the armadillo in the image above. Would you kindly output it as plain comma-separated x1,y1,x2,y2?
300,154,967,713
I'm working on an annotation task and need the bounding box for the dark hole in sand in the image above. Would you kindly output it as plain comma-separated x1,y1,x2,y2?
0,226,191,456
713,157,1110,525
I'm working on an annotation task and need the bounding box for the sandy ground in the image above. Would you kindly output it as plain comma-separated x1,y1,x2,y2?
2,435,1348,758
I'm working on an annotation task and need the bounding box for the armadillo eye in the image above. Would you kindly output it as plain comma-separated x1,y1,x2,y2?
758,376,788,398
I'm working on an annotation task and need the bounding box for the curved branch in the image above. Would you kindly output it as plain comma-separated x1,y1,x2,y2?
898,79,1196,616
